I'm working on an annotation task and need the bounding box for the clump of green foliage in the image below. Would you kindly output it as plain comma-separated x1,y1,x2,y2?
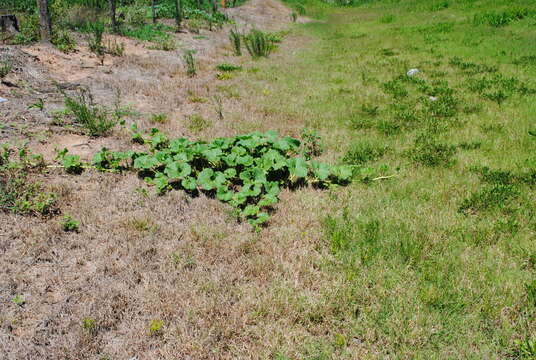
182,50,197,77
149,319,164,336
343,141,387,165
60,130,353,226
52,29,77,53
244,29,275,59
151,114,168,124
63,89,117,137
216,63,242,72
0,145,57,216
87,21,106,57
187,114,211,133
514,337,536,359
473,7,533,27
61,214,80,232
301,128,324,160
56,148,84,174
12,294,25,306
459,184,520,214
81,317,97,334
409,135,457,167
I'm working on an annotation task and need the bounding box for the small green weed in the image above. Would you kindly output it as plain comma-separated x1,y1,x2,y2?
12,295,24,306
64,89,117,137
82,317,97,333
514,337,536,359
61,214,80,232
342,141,387,165
473,7,532,27
379,14,395,24
187,114,212,133
216,63,242,72
301,128,324,160
149,319,164,336
0,146,57,216
382,79,408,99
409,135,457,167
459,184,520,214
216,72,234,80
151,114,168,124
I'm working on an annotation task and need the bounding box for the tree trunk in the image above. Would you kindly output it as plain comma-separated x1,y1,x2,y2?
211,0,218,14
36,0,51,43
174,0,182,30
152,0,157,24
109,0,118,33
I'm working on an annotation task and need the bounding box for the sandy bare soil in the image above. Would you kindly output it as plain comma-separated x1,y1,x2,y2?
0,1,330,359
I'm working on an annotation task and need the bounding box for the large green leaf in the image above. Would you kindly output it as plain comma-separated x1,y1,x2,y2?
197,168,215,190
164,162,192,179
310,161,331,181
216,186,233,201
181,176,197,190
133,155,159,170
287,157,308,178
332,165,353,181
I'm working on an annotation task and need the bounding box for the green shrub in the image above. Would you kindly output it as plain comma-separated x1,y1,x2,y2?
87,21,105,57
63,130,353,226
244,29,275,59
53,29,77,53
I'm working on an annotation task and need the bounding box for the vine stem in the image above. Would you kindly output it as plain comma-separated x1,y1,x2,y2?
372,174,397,181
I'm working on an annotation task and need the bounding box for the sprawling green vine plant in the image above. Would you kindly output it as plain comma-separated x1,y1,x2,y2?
58,129,353,226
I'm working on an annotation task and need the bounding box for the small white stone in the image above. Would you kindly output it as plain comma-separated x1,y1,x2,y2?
407,68,419,77
429,96,438,101
0,97,7,103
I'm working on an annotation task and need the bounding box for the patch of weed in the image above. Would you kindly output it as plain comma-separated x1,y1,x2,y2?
187,114,211,133
342,141,387,165
409,134,457,167
459,184,520,214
